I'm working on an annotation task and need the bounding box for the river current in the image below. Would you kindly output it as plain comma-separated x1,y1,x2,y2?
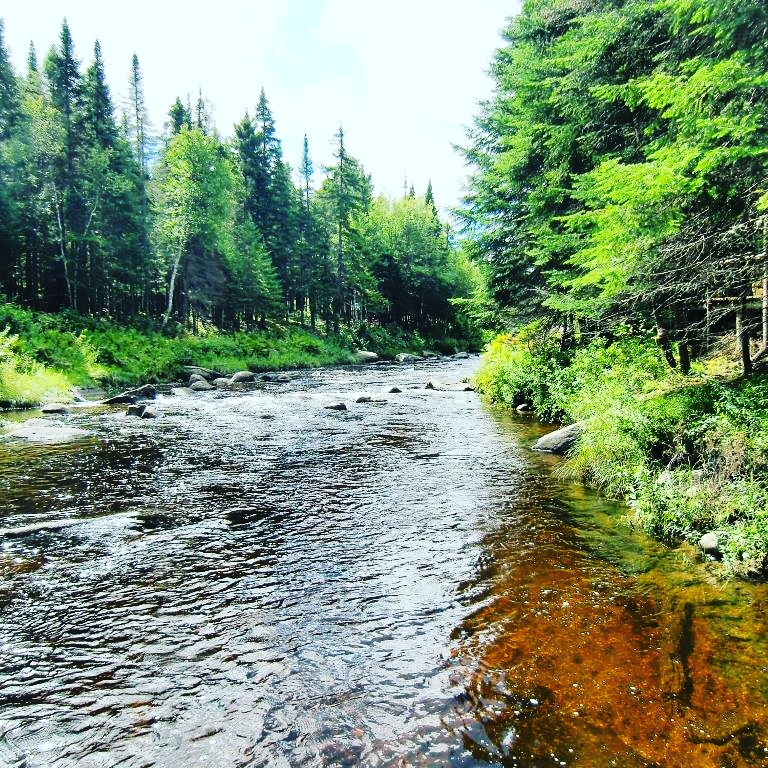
1,358,767,767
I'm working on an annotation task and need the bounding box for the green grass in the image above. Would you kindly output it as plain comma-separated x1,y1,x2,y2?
0,303,359,404
476,326,768,577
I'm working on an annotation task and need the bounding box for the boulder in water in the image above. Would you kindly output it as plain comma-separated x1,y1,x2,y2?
190,380,214,392
230,370,256,383
325,402,348,411
41,403,68,414
354,350,379,364
532,423,582,454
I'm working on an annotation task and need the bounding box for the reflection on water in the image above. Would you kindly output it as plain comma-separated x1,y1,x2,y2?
0,360,767,767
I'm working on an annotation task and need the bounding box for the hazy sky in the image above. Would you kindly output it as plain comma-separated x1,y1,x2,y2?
2,1,520,214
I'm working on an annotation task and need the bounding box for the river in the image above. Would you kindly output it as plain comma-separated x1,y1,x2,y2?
1,358,767,768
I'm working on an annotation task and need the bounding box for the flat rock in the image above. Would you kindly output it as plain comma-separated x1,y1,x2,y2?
4,419,91,443
41,403,68,414
532,422,583,454
356,396,373,403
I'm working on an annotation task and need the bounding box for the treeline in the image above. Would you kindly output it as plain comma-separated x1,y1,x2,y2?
0,19,477,341
461,0,768,372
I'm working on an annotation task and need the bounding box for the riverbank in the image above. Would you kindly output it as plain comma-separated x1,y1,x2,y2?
475,328,768,578
0,303,473,409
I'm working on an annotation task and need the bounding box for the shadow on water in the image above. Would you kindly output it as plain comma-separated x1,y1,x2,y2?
0,363,767,767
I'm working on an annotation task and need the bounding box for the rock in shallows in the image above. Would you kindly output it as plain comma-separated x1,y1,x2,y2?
532,422,582,454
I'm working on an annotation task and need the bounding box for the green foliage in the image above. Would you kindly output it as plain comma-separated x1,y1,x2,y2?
478,324,768,575
0,327,71,407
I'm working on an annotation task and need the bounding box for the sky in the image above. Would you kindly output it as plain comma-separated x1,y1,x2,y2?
2,1,521,215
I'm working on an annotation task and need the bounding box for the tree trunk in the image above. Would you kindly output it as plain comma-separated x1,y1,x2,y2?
163,249,183,326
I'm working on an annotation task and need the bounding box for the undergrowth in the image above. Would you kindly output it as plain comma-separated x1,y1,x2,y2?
476,325,768,577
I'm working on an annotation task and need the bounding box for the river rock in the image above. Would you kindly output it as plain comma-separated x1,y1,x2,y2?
190,380,214,392
183,366,224,381
212,377,232,389
102,384,157,405
125,384,157,400
532,422,582,454
356,396,373,403
325,402,348,411
188,373,207,385
388,387,402,394
426,380,475,392
395,353,420,364
354,350,379,364
41,403,68,414
516,403,532,413
140,407,157,419
230,370,256,383
126,404,146,417
261,373,291,383
452,351,470,359
699,532,722,558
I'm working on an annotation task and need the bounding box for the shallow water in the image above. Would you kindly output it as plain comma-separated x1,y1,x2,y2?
0,358,766,767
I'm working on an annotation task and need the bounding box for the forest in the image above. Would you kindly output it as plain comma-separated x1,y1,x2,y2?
464,0,768,574
0,18,480,359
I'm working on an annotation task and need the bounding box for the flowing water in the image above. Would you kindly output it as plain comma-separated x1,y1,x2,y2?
1,358,767,768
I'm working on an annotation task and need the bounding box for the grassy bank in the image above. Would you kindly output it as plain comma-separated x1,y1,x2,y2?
476,327,768,577
0,304,476,409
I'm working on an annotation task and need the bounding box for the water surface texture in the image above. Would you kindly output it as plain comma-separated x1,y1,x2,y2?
1,359,767,767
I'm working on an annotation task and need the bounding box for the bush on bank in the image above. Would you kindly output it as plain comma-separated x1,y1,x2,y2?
476,327,768,576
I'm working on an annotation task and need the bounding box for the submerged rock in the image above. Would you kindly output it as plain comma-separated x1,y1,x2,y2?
4,419,91,443
325,402,348,411
356,396,373,403
532,422,582,454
